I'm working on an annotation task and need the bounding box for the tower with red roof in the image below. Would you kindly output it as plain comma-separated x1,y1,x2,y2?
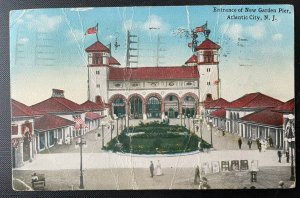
195,38,221,102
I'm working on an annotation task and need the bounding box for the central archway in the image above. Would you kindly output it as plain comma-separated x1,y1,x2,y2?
164,94,180,118
147,97,161,118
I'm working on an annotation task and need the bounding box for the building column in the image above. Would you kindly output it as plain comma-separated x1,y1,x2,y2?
14,138,24,168
279,129,283,148
257,126,259,138
275,129,278,147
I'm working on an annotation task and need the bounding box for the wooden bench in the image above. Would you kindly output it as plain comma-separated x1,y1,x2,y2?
32,174,46,190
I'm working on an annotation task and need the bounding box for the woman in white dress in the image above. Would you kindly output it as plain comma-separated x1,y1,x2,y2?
156,160,163,176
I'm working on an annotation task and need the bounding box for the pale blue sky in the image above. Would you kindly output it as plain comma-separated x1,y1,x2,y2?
10,5,294,105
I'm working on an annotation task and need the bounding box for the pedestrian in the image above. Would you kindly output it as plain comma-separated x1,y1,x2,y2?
256,139,262,152
247,138,252,149
269,137,274,147
198,140,202,151
149,161,154,177
194,165,200,184
278,181,284,188
238,137,242,149
277,150,282,163
222,130,225,136
156,160,163,176
286,151,290,163
196,125,199,132
201,177,211,189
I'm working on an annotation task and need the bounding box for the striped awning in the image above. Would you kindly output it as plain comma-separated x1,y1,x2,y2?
74,117,88,130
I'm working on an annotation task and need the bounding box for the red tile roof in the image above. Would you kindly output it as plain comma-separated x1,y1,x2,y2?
109,56,120,65
196,39,220,50
35,114,75,131
85,112,104,120
31,97,84,114
272,98,294,113
11,99,42,118
85,41,110,52
241,109,283,127
227,92,283,109
210,108,226,118
205,98,230,109
108,66,199,80
185,55,197,64
81,100,104,111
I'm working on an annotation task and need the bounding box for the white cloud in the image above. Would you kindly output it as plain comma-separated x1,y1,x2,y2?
142,14,170,35
18,37,29,44
220,22,266,41
66,29,84,43
246,22,266,39
70,7,94,12
220,23,242,41
27,14,63,32
272,33,283,41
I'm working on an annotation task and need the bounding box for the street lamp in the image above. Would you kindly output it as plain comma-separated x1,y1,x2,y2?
286,114,295,181
116,117,119,136
208,119,213,147
100,122,108,148
188,114,191,132
75,124,86,189
109,120,114,141
200,117,203,140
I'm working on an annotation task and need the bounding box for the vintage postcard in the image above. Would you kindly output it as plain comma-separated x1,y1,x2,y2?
10,5,295,190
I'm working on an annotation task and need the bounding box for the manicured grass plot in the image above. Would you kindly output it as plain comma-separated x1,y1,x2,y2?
104,121,211,154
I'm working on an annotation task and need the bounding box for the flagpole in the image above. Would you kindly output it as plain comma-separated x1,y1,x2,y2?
96,23,99,41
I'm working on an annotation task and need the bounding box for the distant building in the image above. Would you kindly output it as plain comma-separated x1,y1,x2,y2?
31,89,88,137
272,98,295,150
85,38,221,120
225,92,284,137
34,114,75,151
11,99,41,168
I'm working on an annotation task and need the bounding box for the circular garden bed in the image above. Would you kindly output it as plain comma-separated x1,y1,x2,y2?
103,121,211,154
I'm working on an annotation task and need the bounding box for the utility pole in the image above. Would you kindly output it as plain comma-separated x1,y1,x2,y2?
155,35,166,67
126,30,139,67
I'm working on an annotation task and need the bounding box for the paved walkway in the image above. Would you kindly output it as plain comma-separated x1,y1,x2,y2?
16,149,290,171
13,166,294,190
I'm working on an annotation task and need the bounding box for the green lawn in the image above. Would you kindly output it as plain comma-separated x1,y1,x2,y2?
104,121,211,154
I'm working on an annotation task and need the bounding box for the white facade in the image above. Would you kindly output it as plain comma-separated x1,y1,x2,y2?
86,39,221,120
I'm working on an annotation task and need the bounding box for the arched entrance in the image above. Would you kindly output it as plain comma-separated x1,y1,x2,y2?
129,96,143,119
182,95,197,118
147,97,161,118
23,132,31,162
164,94,179,118
113,98,126,117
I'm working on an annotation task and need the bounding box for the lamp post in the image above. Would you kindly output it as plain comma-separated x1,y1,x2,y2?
188,114,191,132
209,119,213,147
180,113,183,126
101,123,105,148
116,117,119,136
200,117,203,140
121,115,124,131
286,114,295,181
75,124,86,189
109,120,114,141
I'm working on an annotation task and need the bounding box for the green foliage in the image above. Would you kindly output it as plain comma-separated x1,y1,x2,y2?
104,124,211,154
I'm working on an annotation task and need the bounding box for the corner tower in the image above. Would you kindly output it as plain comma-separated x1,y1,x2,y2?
85,41,112,103
196,38,220,102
